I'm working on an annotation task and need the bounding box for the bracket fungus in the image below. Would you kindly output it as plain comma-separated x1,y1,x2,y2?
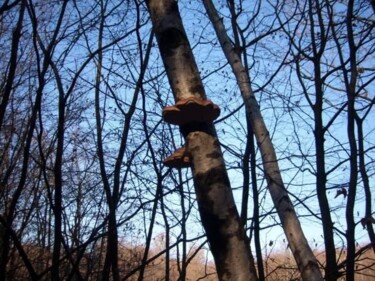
162,97,220,125
163,147,191,168
162,97,220,168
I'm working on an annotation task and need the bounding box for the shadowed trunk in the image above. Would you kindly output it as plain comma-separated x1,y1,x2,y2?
145,1,258,280
344,2,358,280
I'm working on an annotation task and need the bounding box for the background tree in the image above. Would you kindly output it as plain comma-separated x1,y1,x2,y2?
278,0,375,279
203,0,323,280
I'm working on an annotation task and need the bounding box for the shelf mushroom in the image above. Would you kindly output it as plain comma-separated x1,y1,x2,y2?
163,147,191,168
162,97,220,168
162,97,220,125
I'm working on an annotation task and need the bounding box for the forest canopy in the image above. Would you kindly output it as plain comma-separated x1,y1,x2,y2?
0,0,374,280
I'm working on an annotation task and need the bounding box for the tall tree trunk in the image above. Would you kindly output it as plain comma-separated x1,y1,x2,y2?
313,84,337,281
94,7,119,279
345,2,358,280
0,0,25,130
307,1,338,278
0,2,25,279
51,58,65,281
249,133,264,281
356,116,375,253
203,1,323,280
145,1,258,280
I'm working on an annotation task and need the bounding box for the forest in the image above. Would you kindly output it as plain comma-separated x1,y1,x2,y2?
0,0,374,280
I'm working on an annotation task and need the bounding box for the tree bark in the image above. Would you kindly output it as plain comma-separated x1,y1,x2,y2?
0,0,25,130
306,2,338,279
356,116,375,253
344,2,358,280
203,1,323,280
145,1,258,280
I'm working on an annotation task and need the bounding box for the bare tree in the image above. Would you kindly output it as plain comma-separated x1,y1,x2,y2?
278,0,375,279
202,1,323,280
0,0,374,280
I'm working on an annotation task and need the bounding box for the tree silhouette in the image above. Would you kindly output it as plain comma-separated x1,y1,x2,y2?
0,0,374,280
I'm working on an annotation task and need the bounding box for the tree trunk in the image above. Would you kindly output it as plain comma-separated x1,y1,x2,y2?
306,2,338,278
0,1,25,130
356,116,375,253
145,1,258,280
202,1,323,280
306,2,338,279
344,2,358,280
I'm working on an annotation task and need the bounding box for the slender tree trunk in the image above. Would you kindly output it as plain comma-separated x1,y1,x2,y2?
0,1,26,274
51,63,65,281
203,1,323,280
94,8,119,279
307,1,338,279
244,115,265,281
249,133,264,281
314,108,338,281
0,60,46,281
356,117,375,253
160,193,171,281
138,177,162,281
145,1,258,280
50,25,71,280
313,93,338,281
241,128,251,228
345,75,357,281
345,2,358,280
0,3,25,279
0,1,25,130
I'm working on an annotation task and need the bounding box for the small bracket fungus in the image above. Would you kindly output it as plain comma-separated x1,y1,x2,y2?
360,216,375,229
162,97,220,125
163,147,191,168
